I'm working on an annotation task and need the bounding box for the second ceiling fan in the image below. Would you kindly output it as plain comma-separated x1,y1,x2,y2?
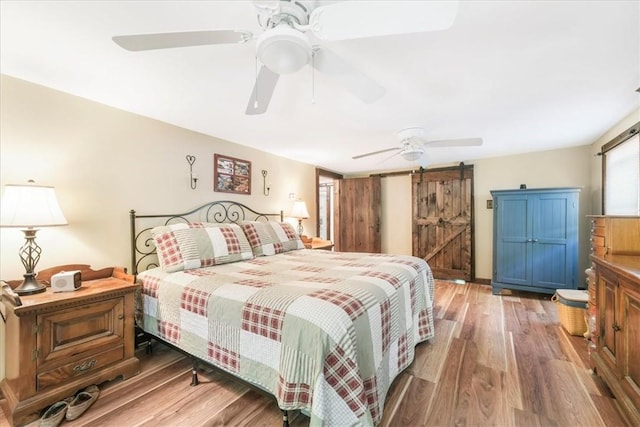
112,0,459,115
353,127,483,167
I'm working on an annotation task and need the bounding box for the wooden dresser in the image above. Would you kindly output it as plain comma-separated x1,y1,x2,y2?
588,216,640,258
0,266,140,426
589,216,640,426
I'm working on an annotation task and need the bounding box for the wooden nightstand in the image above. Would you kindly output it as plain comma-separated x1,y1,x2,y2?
0,266,140,426
301,236,334,250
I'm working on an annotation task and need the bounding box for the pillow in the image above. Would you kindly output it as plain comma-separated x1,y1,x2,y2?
151,222,254,272
240,221,304,257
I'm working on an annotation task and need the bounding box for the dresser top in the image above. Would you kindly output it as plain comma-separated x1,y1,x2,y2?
592,255,640,284
491,187,581,195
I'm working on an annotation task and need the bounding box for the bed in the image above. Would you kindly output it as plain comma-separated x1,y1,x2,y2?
130,201,435,426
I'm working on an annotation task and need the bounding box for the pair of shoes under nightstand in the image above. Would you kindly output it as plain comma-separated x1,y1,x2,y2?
39,385,100,426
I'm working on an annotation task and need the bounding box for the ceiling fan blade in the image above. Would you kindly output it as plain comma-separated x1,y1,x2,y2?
245,65,280,115
312,47,385,103
378,149,404,164
309,1,459,41
112,30,252,51
422,138,483,147
353,147,399,160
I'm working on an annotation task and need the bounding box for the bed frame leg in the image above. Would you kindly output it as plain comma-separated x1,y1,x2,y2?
282,410,289,427
190,359,199,386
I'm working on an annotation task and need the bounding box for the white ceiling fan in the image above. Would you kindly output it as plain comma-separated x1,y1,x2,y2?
112,0,459,115
353,127,483,166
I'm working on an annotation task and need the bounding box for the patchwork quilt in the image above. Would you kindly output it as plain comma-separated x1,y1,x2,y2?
137,249,435,426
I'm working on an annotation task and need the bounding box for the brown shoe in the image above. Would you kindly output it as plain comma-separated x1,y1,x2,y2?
40,400,69,427
65,384,100,421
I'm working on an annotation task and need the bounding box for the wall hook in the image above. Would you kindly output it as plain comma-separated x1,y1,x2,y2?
262,169,270,196
186,155,198,189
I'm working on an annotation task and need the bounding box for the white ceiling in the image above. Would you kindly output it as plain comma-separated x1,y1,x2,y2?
1,1,639,175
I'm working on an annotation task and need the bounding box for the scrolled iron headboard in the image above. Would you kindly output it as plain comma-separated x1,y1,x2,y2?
130,200,283,276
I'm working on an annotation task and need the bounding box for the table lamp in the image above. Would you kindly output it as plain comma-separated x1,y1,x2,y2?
1,181,68,295
290,200,309,235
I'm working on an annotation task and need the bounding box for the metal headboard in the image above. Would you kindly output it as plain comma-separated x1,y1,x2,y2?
130,200,283,276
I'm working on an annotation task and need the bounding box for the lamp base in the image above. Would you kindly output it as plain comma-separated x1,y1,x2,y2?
14,273,47,295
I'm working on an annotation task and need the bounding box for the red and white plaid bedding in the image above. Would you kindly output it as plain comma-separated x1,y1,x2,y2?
137,249,435,426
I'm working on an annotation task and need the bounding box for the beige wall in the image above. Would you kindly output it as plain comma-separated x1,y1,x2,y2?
377,106,640,283
473,146,592,281
381,174,412,255
0,75,317,281
377,147,593,281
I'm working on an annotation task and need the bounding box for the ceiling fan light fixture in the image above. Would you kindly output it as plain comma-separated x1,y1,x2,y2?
401,147,424,161
257,25,312,74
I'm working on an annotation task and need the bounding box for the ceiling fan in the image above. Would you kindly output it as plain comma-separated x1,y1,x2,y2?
352,127,483,166
112,0,459,115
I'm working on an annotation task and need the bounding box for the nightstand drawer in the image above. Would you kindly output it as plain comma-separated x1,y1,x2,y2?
38,298,124,372
37,346,124,390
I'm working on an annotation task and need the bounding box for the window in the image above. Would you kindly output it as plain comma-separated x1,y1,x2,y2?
602,123,640,215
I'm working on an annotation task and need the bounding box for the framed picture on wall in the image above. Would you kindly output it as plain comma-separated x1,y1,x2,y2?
214,154,252,195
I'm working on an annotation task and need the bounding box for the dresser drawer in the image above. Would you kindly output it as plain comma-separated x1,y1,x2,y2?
37,346,124,390
591,217,606,229
592,246,607,257
592,226,605,237
590,235,605,249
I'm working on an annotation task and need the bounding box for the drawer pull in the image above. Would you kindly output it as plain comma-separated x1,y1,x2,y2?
73,359,97,372
612,324,621,332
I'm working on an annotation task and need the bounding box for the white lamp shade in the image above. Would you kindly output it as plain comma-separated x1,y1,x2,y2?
1,183,68,227
290,200,310,219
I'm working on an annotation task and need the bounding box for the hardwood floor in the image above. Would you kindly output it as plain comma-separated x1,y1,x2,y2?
0,281,629,426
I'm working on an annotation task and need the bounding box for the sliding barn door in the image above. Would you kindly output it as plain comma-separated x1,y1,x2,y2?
334,176,381,253
412,164,474,281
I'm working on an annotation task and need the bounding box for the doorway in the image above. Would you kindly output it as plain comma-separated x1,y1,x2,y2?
315,168,343,241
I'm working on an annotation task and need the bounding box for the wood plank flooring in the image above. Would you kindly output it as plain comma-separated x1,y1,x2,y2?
0,281,629,426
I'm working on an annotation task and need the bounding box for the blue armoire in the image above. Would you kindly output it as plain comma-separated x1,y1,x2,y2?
491,187,580,295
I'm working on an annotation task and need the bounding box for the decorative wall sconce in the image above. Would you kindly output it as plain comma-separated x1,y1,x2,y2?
186,155,198,190
262,170,270,196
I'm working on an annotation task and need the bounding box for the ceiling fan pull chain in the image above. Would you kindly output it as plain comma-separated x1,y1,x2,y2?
254,55,259,109
311,49,316,104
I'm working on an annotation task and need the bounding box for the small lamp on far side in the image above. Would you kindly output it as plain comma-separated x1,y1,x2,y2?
0,181,68,295
290,200,309,235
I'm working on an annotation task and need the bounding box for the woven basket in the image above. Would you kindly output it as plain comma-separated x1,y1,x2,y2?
552,290,588,336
